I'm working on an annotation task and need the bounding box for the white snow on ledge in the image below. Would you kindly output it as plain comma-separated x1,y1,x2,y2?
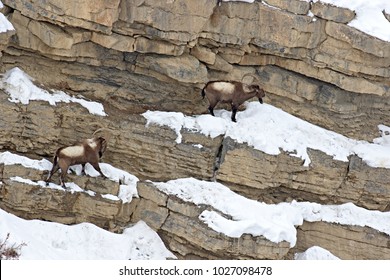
0,209,175,260
154,177,390,247
142,103,390,169
295,246,340,260
0,67,107,116
1,152,388,258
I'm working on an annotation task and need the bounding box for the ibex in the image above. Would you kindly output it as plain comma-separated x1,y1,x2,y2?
46,129,112,188
201,73,265,122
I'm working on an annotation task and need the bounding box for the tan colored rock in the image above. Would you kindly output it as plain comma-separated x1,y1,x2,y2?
0,10,15,56
2,0,390,261
205,3,326,48
133,182,291,259
67,27,92,44
0,90,221,182
336,156,390,211
258,54,388,96
3,0,120,33
218,46,245,64
91,32,135,52
131,199,169,231
216,138,390,211
311,1,355,23
134,36,185,56
190,45,216,65
263,0,310,15
4,0,390,130
254,65,390,140
137,182,168,207
9,11,106,59
119,0,214,37
162,212,290,259
167,197,203,218
316,37,390,77
28,20,74,49
296,222,390,259
0,179,130,230
136,54,208,83
207,54,233,73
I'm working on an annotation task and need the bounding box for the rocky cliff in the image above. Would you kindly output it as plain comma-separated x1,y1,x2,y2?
0,0,389,259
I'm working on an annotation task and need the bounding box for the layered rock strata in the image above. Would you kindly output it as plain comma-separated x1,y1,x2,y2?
2,164,388,260
0,163,135,230
0,0,388,141
0,0,390,260
1,90,389,212
1,90,390,259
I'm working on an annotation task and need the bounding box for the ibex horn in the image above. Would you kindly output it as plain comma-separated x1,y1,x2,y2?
241,73,260,84
92,128,114,141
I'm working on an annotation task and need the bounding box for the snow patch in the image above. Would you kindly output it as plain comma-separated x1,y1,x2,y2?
224,1,390,41
0,209,175,260
0,67,106,116
295,246,340,260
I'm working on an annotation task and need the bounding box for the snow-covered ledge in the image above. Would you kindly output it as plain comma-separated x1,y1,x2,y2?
0,1,14,34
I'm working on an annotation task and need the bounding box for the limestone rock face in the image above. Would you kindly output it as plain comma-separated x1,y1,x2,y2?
216,138,390,212
295,222,390,260
132,181,389,260
0,92,220,182
132,182,291,260
0,31,12,56
1,89,389,259
0,7,15,56
263,0,310,15
4,0,120,33
384,10,390,22
311,1,356,23
1,0,389,140
0,164,134,230
1,0,390,260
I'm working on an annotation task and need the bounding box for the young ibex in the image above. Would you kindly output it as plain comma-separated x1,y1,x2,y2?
46,130,110,188
201,74,265,122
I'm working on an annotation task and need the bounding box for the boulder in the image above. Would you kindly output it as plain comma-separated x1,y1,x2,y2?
1,0,390,260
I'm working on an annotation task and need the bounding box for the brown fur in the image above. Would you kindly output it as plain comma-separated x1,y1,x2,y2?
201,81,265,122
46,137,107,188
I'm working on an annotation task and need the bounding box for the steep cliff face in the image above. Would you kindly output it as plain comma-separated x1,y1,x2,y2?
1,0,389,140
0,0,389,259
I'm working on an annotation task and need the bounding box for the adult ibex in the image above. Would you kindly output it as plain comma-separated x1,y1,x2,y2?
201,73,265,122
45,129,113,188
